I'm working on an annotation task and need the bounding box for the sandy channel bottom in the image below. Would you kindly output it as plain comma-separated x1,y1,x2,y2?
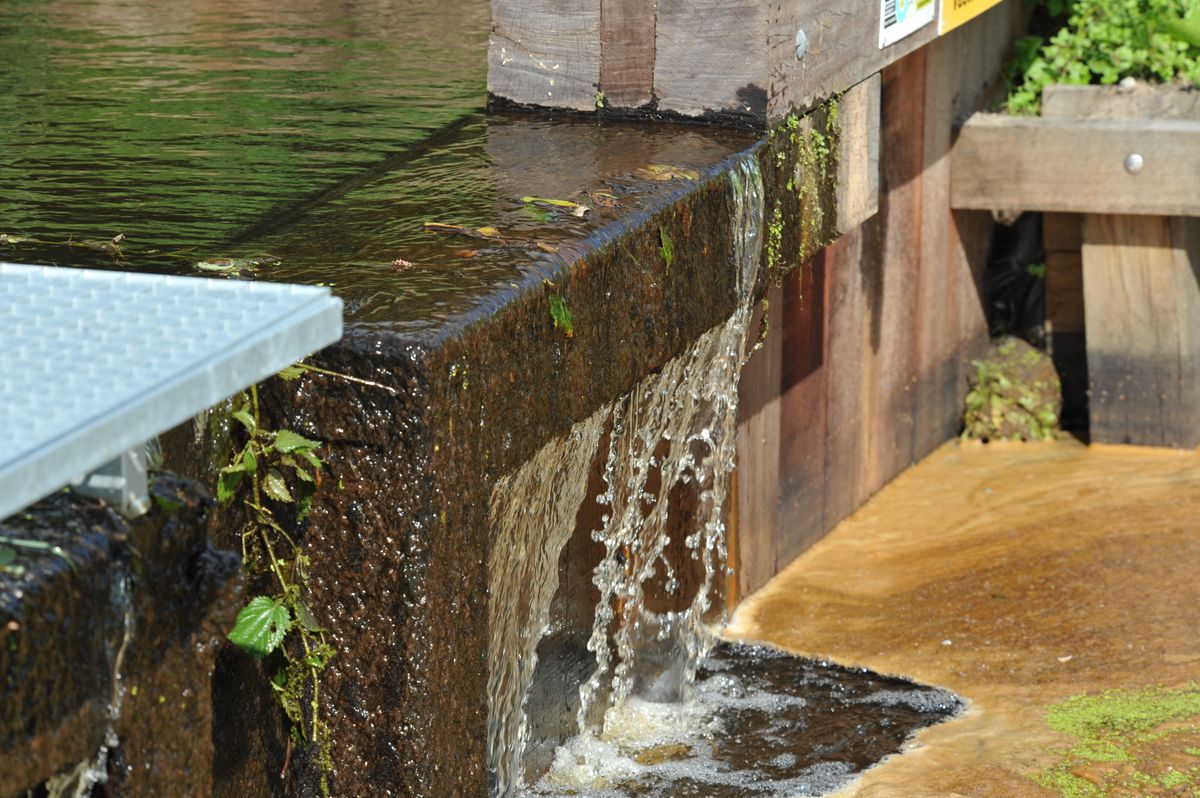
727,438,1200,797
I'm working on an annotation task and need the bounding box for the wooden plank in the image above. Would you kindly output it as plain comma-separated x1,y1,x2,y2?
767,0,941,122
950,113,1200,216
776,255,829,569
654,0,767,119
489,0,601,111
861,53,925,493
734,284,783,600
599,0,656,108
490,0,1016,124
1044,212,1082,252
821,227,871,531
1082,215,1200,447
1045,251,1084,334
836,73,882,234
1044,83,1200,122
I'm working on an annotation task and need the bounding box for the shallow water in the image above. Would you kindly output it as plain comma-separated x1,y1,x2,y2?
0,0,488,263
0,0,755,327
525,642,963,798
729,439,1200,797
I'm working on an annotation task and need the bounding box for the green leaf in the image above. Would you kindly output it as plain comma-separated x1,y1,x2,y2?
217,468,243,504
548,292,574,338
659,226,674,270
242,446,257,474
0,546,16,568
277,364,306,381
228,596,292,657
295,601,327,633
263,469,294,503
297,449,322,469
273,429,320,454
233,409,257,432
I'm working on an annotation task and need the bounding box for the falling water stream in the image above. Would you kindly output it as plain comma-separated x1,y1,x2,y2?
488,158,765,797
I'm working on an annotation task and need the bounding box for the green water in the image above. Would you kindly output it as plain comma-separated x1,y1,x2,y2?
0,0,755,328
0,0,489,258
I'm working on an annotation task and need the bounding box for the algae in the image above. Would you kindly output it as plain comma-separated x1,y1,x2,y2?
1037,684,1200,797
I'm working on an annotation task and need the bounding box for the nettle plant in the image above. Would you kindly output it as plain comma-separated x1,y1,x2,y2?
1006,0,1200,114
221,377,335,794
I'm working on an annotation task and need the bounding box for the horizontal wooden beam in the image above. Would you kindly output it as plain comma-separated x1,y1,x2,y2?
950,112,1200,216
489,0,1018,126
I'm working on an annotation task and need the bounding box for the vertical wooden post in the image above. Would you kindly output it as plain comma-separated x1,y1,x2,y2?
1081,216,1200,446
1042,85,1200,447
733,282,784,601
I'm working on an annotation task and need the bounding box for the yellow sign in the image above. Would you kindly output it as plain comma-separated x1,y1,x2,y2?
939,0,1005,34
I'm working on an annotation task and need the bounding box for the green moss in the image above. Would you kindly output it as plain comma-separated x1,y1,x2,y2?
766,204,784,275
1047,684,1200,742
1035,684,1200,797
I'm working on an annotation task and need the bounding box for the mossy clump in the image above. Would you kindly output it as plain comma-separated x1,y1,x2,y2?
1037,684,1200,797
962,337,1061,442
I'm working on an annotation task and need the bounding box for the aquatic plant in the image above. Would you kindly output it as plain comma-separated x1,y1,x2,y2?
221,381,335,795
1006,0,1200,115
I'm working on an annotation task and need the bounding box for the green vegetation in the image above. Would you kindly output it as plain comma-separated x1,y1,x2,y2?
222,381,335,795
548,292,574,338
658,225,674,271
1006,0,1200,115
1037,684,1200,797
0,534,73,577
963,338,1061,441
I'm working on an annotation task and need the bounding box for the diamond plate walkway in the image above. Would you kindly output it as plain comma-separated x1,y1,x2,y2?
0,262,343,520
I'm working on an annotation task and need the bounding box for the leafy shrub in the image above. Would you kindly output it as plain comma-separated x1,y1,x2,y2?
1006,0,1200,115
963,337,1061,442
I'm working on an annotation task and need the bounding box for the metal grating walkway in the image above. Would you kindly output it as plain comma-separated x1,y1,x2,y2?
0,262,343,520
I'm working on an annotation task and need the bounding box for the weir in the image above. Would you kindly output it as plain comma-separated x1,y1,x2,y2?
0,1,1031,796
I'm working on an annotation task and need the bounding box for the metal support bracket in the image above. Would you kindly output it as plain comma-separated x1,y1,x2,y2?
71,446,150,518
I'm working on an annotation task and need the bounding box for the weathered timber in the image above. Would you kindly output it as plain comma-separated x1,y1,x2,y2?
734,282,784,601
1082,215,1200,447
489,0,1015,125
1043,82,1200,121
745,9,1016,583
599,0,656,108
490,0,602,111
654,0,767,120
775,256,828,575
950,113,1200,216
836,74,882,233
1040,85,1200,446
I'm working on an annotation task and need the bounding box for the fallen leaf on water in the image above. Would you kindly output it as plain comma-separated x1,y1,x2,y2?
637,164,700,181
521,195,581,209
476,226,501,238
534,241,559,254
586,191,619,208
455,249,478,258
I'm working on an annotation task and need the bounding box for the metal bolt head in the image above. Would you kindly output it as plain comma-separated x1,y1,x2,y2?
795,29,808,61
1125,153,1145,174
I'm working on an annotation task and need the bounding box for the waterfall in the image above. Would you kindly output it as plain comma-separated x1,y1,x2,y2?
488,410,609,797
488,155,764,797
45,572,135,798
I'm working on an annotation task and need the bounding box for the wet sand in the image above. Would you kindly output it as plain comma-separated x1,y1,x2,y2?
727,438,1200,797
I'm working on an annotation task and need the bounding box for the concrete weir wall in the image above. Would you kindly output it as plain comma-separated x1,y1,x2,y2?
1,5,1022,798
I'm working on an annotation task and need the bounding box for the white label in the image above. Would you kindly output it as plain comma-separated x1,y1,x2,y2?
879,0,936,48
